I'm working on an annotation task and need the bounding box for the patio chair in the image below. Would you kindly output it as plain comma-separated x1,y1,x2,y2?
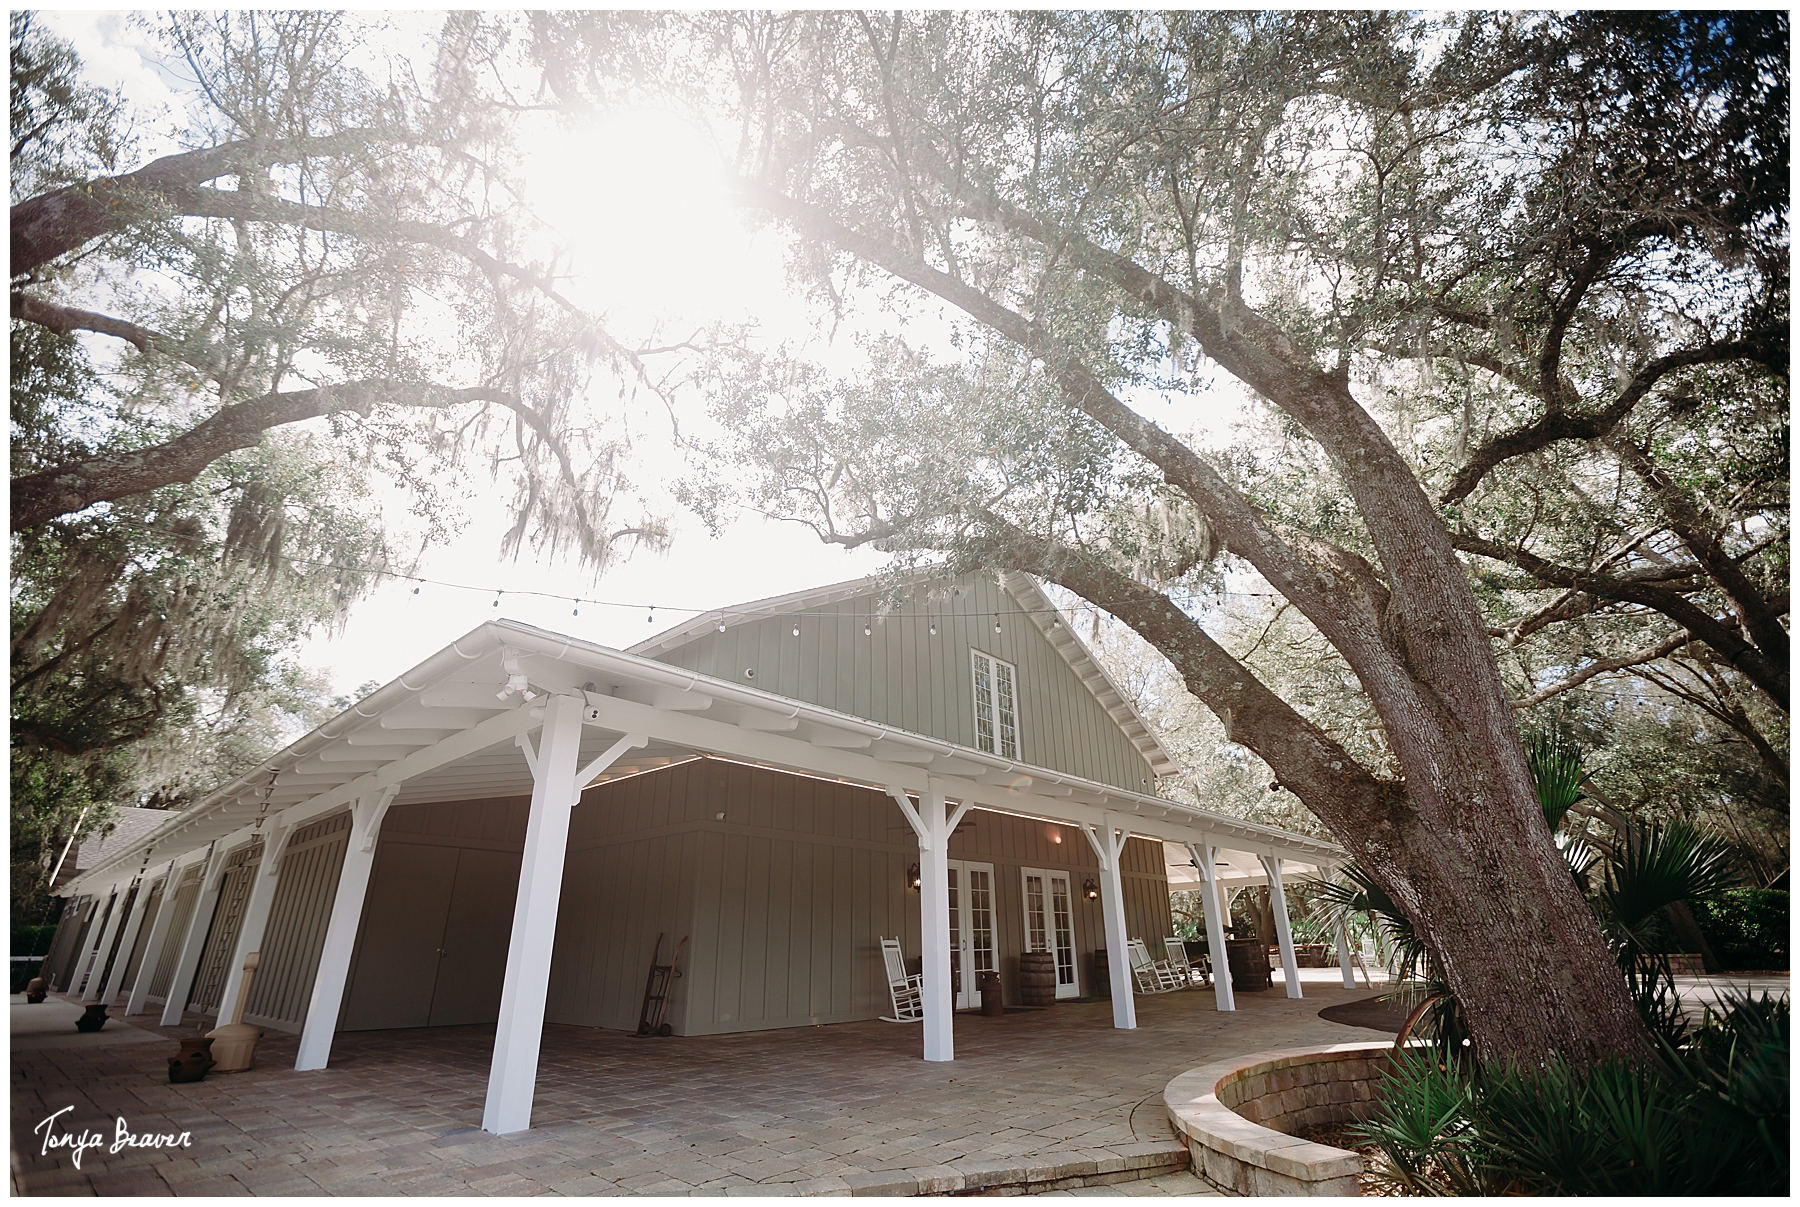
1127,938,1183,994
880,937,924,1022
1164,936,1210,988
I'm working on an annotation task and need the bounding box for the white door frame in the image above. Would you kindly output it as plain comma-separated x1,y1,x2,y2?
947,859,996,1010
1020,867,1081,998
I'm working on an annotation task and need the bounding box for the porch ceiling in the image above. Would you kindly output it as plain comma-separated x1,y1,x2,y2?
69,620,1343,894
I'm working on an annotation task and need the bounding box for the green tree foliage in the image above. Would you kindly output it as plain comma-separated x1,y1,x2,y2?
1694,889,1790,970
512,9,1787,1064
10,12,666,566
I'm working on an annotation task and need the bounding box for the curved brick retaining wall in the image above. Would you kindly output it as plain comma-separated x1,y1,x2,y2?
1163,1041,1400,1196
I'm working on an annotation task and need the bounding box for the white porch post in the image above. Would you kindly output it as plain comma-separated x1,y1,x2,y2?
1260,854,1302,999
98,872,159,1005
295,790,397,1071
886,779,966,1063
918,783,954,1062
1083,815,1136,1029
124,866,179,1015
1187,842,1236,1012
214,823,291,1027
483,698,644,1134
1335,921,1359,988
1323,865,1358,989
160,848,227,1026
78,890,127,1002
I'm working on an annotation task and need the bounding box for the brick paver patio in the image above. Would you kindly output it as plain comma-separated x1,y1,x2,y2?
13,970,1397,1196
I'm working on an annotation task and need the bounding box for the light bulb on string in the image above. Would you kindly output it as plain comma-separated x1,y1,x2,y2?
791,621,800,637
717,615,727,633
993,614,1002,634
647,605,655,624
863,622,872,636
411,582,421,595
493,591,502,609
572,599,580,617
928,619,937,636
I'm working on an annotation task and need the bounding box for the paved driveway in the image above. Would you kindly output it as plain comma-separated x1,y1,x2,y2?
12,970,1388,1196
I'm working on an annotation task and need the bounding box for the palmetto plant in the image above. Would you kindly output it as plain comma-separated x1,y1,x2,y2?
1353,990,1789,1195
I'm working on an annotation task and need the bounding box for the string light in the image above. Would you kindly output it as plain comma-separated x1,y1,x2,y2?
928,619,937,636
791,622,801,637
863,622,872,636
993,614,1002,633
572,600,580,617
102,515,1277,623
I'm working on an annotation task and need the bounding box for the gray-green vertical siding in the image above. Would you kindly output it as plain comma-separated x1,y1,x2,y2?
645,573,1156,794
243,811,352,1033
144,867,203,1004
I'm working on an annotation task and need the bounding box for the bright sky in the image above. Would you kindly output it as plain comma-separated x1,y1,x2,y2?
43,12,1246,701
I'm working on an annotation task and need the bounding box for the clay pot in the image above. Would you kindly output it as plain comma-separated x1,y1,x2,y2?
24,977,47,1004
75,1003,109,1032
977,970,1005,1016
205,1022,263,1073
1018,951,1058,1006
170,1037,216,1083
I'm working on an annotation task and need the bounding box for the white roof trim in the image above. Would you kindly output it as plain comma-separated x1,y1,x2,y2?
68,618,1340,893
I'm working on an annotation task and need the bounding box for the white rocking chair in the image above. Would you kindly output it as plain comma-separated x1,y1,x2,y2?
1127,938,1184,994
1164,936,1210,988
880,937,924,1022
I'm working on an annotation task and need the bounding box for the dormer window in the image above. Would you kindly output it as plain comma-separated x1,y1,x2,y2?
972,650,1019,759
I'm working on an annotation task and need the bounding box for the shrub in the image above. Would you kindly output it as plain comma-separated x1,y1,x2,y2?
1694,889,1789,969
1353,991,1788,1195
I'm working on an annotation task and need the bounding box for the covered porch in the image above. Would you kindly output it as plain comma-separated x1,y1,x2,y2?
57,619,1348,1139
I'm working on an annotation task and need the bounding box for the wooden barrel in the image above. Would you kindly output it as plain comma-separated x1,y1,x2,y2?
1225,939,1273,991
1019,951,1058,1005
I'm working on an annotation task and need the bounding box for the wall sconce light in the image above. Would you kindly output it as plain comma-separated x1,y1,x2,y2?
907,863,922,892
1082,878,1100,901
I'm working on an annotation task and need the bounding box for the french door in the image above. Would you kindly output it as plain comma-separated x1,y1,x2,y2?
947,860,996,1010
1021,868,1080,998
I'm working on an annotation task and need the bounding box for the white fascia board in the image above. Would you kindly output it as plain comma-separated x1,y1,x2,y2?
70,626,512,889
999,571,1181,778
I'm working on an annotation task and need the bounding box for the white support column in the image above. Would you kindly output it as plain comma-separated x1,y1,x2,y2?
1334,921,1360,988
1322,864,1358,989
295,790,396,1071
79,890,128,1002
1082,815,1136,1029
483,700,644,1134
160,849,228,1026
1260,854,1303,999
1187,843,1236,1012
918,783,954,1062
98,873,159,1005
124,865,180,1015
214,823,292,1027
886,780,966,1063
